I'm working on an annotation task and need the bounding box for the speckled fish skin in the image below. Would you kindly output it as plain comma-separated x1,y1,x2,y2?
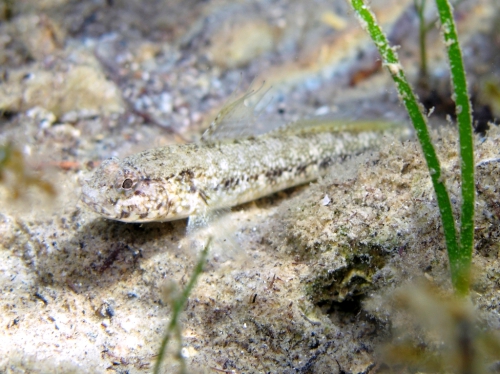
81,126,400,223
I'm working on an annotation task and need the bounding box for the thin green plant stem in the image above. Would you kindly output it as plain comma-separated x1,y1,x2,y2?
348,0,461,290
435,0,474,296
414,0,428,78
153,238,212,374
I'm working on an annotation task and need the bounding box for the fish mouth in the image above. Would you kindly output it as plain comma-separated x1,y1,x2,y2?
80,188,117,219
80,185,156,223
79,173,122,219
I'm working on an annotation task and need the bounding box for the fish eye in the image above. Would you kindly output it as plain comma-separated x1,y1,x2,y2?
122,178,134,189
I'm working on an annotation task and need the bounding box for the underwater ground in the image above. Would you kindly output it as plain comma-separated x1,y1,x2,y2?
1,0,500,373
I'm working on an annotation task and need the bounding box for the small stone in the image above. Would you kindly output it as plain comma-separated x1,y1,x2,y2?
321,194,331,206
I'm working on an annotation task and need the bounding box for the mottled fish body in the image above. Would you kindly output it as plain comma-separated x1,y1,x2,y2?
81,85,408,223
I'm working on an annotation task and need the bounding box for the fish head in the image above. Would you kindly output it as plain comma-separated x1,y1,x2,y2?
80,157,189,222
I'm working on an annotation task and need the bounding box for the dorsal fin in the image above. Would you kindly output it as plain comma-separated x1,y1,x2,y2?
201,81,406,141
269,118,403,136
201,80,272,142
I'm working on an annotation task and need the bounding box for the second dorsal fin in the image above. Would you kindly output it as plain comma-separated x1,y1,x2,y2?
269,117,403,136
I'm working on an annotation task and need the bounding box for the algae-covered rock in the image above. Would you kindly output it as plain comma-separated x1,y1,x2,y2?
206,17,277,69
13,14,66,60
0,54,124,118
271,125,500,304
